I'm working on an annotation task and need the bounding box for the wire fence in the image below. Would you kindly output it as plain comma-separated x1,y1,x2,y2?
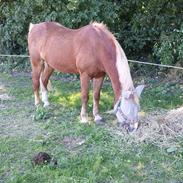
0,54,183,70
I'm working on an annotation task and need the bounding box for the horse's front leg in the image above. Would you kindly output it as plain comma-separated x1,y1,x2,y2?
93,76,105,123
80,73,90,123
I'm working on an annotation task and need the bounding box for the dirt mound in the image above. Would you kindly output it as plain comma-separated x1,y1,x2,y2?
61,136,85,150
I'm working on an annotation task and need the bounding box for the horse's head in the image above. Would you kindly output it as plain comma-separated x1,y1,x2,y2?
114,85,144,132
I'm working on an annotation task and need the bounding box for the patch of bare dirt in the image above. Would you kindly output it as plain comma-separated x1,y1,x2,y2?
0,82,12,101
61,136,85,150
0,74,45,139
0,93,12,100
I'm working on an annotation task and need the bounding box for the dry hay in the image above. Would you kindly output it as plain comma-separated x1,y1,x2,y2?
112,107,183,149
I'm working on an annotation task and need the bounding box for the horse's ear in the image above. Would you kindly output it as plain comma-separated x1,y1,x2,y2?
124,91,133,99
135,85,145,97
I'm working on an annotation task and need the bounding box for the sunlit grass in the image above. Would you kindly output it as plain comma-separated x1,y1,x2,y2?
50,89,81,108
141,82,183,110
49,81,114,112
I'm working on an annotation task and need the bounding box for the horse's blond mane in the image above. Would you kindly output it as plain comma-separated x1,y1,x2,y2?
90,22,116,41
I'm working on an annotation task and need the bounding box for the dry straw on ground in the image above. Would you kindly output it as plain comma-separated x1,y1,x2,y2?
111,107,183,149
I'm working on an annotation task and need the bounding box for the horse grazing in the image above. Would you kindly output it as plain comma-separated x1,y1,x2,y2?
28,21,144,132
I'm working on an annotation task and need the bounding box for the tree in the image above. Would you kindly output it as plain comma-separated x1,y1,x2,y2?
0,0,182,70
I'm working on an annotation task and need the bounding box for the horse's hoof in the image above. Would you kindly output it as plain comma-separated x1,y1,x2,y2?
95,118,105,125
35,102,41,107
43,102,50,107
95,120,105,125
80,117,88,124
94,115,103,121
94,115,105,125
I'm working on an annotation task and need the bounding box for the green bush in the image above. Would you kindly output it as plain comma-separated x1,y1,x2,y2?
154,27,183,65
0,0,182,71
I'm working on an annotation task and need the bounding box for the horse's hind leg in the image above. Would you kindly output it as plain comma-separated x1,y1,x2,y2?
80,73,90,123
31,57,42,106
40,62,54,107
93,75,105,123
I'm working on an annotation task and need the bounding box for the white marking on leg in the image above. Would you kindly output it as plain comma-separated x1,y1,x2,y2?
42,91,49,107
93,101,103,122
80,106,88,123
40,77,49,107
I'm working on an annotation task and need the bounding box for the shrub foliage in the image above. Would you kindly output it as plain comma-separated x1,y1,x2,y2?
0,0,182,70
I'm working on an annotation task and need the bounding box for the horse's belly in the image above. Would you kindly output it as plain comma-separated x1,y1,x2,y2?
44,45,78,73
47,58,78,74
76,60,104,78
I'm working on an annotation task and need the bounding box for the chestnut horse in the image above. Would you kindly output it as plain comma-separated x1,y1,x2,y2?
28,22,144,132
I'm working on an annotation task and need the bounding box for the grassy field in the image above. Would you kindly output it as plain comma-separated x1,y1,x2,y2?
0,72,183,183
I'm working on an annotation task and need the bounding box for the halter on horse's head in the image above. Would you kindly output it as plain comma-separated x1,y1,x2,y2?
114,85,144,132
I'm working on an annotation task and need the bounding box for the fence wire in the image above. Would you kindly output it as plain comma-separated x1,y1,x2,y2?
0,54,183,70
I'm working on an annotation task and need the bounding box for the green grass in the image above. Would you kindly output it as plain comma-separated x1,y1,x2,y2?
0,73,183,183
142,81,183,110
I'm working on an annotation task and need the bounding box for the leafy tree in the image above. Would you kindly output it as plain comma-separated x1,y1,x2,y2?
0,0,182,70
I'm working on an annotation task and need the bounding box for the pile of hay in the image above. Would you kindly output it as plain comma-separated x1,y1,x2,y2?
112,107,183,149
137,107,183,148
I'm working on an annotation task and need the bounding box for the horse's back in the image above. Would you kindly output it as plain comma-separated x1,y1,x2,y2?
28,22,76,72
28,22,116,76
28,22,69,52
28,22,56,60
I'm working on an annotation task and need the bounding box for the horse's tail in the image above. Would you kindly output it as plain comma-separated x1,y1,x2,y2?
29,23,34,33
